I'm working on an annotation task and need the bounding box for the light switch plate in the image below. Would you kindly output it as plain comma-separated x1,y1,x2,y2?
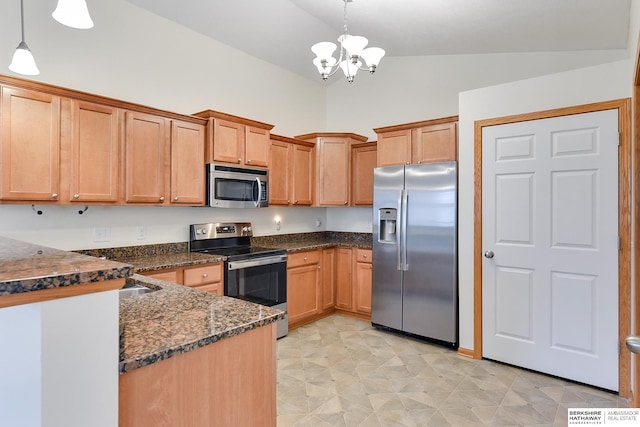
136,225,146,240
93,227,111,242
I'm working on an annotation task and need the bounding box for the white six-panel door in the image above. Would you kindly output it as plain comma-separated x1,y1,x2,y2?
482,109,619,391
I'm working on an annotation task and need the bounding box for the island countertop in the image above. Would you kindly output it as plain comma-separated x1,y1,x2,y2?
119,274,284,373
0,236,132,297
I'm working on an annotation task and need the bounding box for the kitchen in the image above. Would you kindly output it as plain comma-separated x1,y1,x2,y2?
0,0,638,426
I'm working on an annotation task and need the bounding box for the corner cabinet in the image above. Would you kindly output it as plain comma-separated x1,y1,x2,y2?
295,132,368,206
269,134,314,206
375,116,458,167
0,86,61,201
193,109,274,168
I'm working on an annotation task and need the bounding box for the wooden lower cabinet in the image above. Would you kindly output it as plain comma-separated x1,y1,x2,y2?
287,250,321,327
321,248,336,312
142,262,223,295
353,249,373,314
119,323,276,427
335,248,353,311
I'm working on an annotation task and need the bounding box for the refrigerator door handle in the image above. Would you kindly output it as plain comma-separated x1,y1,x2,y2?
396,190,403,271
401,189,409,271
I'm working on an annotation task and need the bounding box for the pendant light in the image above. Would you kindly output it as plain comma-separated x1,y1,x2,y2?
9,0,39,76
52,0,94,29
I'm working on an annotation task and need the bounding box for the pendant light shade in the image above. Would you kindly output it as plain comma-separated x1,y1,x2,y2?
53,0,94,29
9,0,39,76
9,41,39,75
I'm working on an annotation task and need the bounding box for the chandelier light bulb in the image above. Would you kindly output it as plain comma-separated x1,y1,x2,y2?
339,59,360,83
53,0,94,29
311,42,337,62
361,47,386,71
9,41,39,76
341,35,368,59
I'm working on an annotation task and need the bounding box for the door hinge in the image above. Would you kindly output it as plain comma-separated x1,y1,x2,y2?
618,132,621,146
617,236,621,251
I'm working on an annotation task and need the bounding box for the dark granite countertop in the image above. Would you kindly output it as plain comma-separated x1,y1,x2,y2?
0,236,132,296
252,232,372,253
76,242,225,272
119,274,284,373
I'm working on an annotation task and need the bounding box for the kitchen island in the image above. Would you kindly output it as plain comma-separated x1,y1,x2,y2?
0,236,132,427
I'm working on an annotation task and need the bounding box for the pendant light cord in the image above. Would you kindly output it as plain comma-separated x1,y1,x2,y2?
19,0,25,42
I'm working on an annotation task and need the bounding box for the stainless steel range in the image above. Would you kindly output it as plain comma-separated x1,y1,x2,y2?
189,222,288,338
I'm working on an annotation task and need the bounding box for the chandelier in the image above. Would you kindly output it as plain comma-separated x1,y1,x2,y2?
311,0,385,83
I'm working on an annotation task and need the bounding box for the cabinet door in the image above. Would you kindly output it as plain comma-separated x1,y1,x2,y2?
244,126,269,167
1,87,61,201
354,249,373,314
268,140,290,205
335,248,353,310
413,122,457,163
170,120,205,205
287,264,321,325
212,118,243,164
351,143,377,206
125,111,169,204
291,143,313,206
70,101,120,203
376,129,411,167
321,248,336,312
317,137,350,206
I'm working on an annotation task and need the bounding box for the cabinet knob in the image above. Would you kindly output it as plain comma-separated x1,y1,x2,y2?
159,196,165,202
363,254,367,258
173,196,179,201
247,159,252,164
73,194,80,199
294,200,298,204
344,201,348,205
52,193,58,199
318,265,321,269
303,257,308,261
406,162,410,165
287,200,291,204
203,273,208,278
237,158,242,163
417,161,422,164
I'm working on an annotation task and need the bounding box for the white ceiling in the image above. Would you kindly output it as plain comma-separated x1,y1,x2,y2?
125,0,631,82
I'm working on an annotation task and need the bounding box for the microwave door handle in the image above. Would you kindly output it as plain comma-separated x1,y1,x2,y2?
255,177,262,207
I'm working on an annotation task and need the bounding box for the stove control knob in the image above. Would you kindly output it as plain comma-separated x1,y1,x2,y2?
247,226,252,232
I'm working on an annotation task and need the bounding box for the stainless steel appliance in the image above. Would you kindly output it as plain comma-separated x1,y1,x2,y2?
189,222,288,338
372,161,458,346
207,164,268,208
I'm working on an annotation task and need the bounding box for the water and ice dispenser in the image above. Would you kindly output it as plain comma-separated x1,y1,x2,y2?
378,208,397,243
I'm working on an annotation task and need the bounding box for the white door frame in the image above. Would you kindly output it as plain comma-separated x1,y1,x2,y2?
471,99,632,399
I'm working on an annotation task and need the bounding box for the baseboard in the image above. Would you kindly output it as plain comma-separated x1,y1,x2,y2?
457,347,476,359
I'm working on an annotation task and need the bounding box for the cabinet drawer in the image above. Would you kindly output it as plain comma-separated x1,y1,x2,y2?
184,263,222,286
287,250,321,268
356,249,372,263
145,270,180,284
191,282,222,295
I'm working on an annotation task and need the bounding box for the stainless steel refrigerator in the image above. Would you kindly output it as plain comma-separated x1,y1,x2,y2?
372,161,458,346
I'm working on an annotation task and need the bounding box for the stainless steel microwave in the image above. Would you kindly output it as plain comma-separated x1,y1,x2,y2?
207,164,268,208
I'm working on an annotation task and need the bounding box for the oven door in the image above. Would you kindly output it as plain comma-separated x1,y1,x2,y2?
207,164,268,208
225,255,287,307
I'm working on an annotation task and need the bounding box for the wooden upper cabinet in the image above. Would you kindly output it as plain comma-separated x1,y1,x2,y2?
295,132,367,207
375,116,458,167
376,129,411,167
124,111,169,204
69,100,120,203
245,126,269,167
351,142,377,206
193,110,273,168
412,122,457,163
269,134,314,206
0,86,61,201
170,120,205,205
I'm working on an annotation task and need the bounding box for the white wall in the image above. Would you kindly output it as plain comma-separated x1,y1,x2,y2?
456,59,632,351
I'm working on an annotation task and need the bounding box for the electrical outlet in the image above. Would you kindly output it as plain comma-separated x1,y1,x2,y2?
136,225,146,240
93,227,111,242
315,218,322,228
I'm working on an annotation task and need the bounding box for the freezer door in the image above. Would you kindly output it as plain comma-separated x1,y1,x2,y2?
403,162,457,344
372,165,405,330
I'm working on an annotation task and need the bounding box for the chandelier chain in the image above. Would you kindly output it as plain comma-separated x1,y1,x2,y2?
343,0,349,35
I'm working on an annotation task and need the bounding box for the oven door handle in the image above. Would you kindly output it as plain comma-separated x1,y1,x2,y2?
227,254,287,271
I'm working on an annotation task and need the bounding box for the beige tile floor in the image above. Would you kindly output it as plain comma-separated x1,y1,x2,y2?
276,315,626,427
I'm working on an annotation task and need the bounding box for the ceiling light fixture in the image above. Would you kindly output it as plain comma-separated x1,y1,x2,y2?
9,0,39,76
311,0,385,83
52,0,94,29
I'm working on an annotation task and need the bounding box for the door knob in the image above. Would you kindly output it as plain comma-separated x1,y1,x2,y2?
626,336,640,354
484,250,494,259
